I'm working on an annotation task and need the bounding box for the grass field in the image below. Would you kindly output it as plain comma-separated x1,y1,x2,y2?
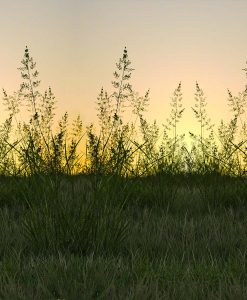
0,173,247,299
1,47,247,299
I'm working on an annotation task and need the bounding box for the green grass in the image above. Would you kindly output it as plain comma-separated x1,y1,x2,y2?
0,174,247,299
1,46,247,299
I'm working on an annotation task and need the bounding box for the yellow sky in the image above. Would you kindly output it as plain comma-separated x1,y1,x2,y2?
0,0,247,141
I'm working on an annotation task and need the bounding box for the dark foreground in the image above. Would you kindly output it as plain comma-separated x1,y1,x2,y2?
0,173,247,299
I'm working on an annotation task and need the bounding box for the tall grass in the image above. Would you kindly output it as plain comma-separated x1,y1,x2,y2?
1,47,247,177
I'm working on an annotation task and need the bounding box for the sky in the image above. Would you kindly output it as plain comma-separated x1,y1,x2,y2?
0,0,247,140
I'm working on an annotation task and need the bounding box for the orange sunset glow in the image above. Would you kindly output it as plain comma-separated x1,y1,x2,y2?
1,0,247,139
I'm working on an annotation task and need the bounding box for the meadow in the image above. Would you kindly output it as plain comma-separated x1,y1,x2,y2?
0,47,247,299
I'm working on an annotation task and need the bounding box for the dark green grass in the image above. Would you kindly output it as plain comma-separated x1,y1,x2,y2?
0,174,247,299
